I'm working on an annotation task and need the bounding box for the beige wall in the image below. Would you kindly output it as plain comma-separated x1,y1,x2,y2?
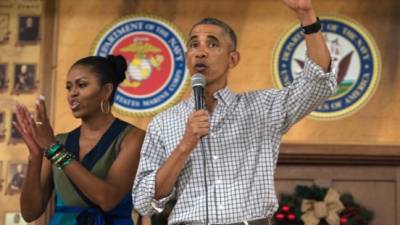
54,0,400,151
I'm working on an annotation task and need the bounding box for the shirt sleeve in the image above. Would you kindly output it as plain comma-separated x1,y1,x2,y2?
273,54,337,134
132,118,176,216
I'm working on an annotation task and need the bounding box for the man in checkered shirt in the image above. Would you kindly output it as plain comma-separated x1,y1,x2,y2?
132,0,337,225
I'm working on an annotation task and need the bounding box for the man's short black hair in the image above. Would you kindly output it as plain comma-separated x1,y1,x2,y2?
190,17,237,51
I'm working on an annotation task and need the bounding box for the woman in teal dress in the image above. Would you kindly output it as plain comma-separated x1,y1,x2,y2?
14,55,145,225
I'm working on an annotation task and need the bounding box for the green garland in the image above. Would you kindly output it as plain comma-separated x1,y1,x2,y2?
273,185,373,225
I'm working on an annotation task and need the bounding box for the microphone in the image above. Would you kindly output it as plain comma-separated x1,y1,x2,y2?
191,73,206,111
191,73,209,224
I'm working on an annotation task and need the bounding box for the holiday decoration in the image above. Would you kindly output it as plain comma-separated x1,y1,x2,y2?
273,185,373,225
301,188,344,225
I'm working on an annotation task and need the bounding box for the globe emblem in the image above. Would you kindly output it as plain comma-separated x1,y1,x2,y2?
127,58,152,82
91,15,189,117
121,38,164,88
294,34,357,98
273,16,380,119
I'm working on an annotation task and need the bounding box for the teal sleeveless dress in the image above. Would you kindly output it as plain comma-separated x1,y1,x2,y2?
49,119,134,225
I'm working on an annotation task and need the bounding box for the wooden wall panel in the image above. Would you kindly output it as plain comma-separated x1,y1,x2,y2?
334,181,396,225
275,165,400,225
54,0,400,152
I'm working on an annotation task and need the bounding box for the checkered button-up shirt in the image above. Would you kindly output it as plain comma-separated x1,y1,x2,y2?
132,56,337,225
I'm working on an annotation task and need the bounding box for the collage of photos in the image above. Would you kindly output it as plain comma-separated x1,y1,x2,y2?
0,13,40,95
0,13,41,139
0,3,43,223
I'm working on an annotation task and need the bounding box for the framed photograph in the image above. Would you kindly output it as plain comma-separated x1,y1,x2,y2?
18,15,40,43
8,113,23,144
0,63,9,92
4,212,27,225
0,161,3,192
12,64,37,95
0,14,10,44
0,111,6,142
5,162,27,196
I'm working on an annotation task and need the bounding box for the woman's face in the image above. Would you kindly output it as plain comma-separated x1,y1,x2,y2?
66,65,110,119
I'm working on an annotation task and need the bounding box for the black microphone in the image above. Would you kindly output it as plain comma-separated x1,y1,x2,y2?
192,73,209,224
191,73,206,111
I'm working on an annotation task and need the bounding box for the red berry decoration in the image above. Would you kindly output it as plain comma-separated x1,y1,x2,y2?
287,213,296,220
275,213,285,220
281,205,290,212
340,217,348,224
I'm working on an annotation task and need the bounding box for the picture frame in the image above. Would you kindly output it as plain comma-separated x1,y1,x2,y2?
4,161,27,196
0,63,9,93
12,63,37,95
0,161,3,193
17,15,40,43
8,112,23,145
0,14,10,44
0,111,6,142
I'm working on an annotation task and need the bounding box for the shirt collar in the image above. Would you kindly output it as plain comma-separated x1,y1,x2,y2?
187,86,235,109
213,86,235,106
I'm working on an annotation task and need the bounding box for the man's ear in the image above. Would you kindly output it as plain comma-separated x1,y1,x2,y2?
229,51,240,69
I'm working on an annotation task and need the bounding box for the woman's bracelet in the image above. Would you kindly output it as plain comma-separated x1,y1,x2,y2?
52,150,75,170
44,142,63,159
60,156,75,169
45,142,75,170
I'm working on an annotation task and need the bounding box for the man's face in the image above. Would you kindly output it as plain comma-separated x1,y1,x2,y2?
16,164,23,173
26,17,33,27
20,65,27,74
186,24,239,89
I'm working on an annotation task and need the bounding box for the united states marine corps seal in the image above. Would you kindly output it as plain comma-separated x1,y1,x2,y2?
91,14,189,117
273,16,381,119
